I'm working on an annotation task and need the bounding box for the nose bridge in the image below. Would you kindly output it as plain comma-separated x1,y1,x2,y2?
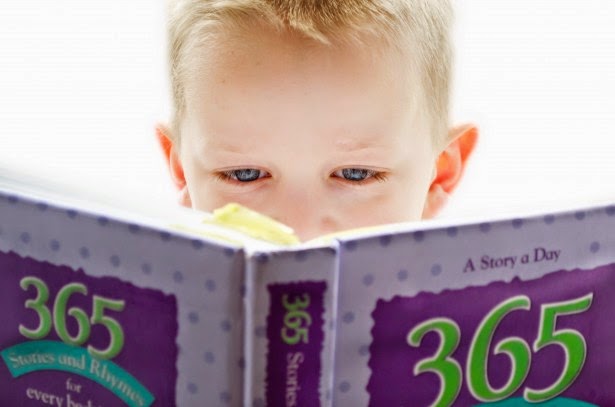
274,179,316,220
271,180,325,239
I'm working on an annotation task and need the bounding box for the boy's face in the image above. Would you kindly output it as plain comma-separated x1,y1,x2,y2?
161,26,474,240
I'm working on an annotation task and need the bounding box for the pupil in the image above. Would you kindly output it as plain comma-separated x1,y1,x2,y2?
234,169,260,182
342,168,368,181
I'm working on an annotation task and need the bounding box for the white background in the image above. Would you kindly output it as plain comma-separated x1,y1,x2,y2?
0,1,613,220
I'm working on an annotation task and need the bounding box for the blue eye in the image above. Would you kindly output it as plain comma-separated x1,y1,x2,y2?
340,168,371,181
332,168,388,184
234,169,261,182
220,168,268,183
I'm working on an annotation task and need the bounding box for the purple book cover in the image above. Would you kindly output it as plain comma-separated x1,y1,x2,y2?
0,250,178,406
334,204,615,405
0,185,246,406
370,263,615,406
1,177,614,406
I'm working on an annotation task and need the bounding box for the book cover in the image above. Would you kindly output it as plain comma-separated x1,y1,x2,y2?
0,176,614,406
0,182,249,406
333,207,615,406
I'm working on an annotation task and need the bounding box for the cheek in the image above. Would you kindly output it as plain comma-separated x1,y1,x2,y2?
181,164,223,212
187,183,250,212
334,186,427,228
394,180,432,220
189,180,272,215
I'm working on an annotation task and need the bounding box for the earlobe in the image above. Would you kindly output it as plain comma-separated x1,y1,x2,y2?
423,124,479,219
155,123,192,208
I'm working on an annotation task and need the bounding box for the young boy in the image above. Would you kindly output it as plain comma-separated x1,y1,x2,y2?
156,0,477,241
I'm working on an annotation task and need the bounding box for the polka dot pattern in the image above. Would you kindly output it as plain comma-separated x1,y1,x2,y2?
204,351,215,364
187,383,198,394
220,319,232,332
362,274,374,286
255,326,266,338
141,263,152,274
205,279,216,292
512,219,523,229
544,214,555,224
379,235,392,247
173,270,184,283
431,264,442,276
574,211,586,221
479,223,491,233
20,232,30,244
446,227,458,237
256,253,269,264
50,240,61,252
339,381,351,393
397,269,409,281
79,247,90,259
590,241,600,253
110,255,120,268
342,312,355,324
191,239,204,250
220,392,231,403
344,241,358,251
294,250,308,262
188,311,199,324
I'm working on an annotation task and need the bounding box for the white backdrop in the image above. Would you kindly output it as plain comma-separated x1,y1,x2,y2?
0,1,613,220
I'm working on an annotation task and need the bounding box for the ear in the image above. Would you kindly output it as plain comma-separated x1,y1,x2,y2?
155,123,192,208
422,124,478,219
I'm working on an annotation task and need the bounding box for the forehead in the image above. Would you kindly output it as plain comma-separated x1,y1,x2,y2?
181,23,427,147
187,23,418,96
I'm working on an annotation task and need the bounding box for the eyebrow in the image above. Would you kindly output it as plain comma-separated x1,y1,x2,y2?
201,130,390,155
332,137,387,152
202,137,256,155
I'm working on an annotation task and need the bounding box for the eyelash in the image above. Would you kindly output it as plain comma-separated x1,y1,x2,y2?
215,168,388,185
215,169,270,184
335,170,388,185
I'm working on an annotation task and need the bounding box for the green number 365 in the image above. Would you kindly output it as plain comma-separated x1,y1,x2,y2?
407,293,593,407
19,276,126,360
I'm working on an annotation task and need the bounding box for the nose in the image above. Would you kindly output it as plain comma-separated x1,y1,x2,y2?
268,183,337,241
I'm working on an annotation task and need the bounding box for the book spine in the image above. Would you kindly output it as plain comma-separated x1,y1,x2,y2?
244,246,339,407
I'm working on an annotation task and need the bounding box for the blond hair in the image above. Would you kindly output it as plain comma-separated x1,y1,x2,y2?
166,0,453,146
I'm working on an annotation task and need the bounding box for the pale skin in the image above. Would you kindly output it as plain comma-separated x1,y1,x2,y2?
157,25,477,240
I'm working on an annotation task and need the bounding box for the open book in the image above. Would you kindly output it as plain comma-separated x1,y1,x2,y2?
0,171,613,406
